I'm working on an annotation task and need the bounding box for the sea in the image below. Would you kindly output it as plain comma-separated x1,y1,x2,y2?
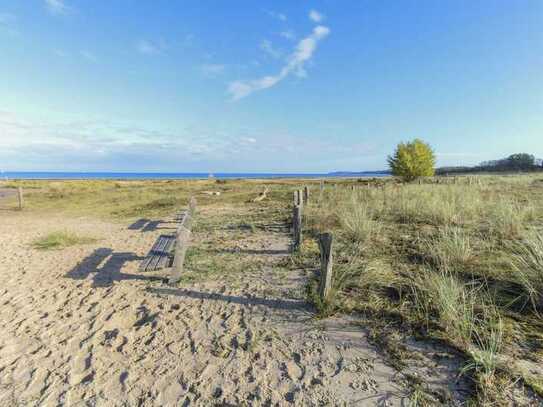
1,172,389,180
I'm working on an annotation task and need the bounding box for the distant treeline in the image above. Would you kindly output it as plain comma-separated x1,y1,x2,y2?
437,153,543,175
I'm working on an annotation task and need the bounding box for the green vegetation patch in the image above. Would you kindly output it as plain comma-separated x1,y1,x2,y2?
32,231,98,250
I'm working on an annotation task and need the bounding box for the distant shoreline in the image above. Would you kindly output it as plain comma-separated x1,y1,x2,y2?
1,171,390,181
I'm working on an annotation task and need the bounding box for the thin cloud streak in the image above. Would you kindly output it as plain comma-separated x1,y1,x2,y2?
80,50,97,62
136,39,167,55
201,64,225,77
228,25,330,101
45,0,69,16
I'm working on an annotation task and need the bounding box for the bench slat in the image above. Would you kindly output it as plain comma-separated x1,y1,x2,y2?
140,234,176,272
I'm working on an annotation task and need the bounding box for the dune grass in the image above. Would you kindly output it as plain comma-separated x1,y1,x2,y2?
303,174,543,405
32,231,98,250
510,231,543,311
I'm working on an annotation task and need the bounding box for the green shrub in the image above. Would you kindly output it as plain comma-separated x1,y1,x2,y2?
388,139,436,181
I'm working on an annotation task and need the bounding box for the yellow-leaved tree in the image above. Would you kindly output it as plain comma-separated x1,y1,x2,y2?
387,139,436,181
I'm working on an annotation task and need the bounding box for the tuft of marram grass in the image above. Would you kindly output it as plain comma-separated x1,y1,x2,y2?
338,199,381,246
509,231,543,311
32,231,97,250
422,227,472,272
412,269,477,347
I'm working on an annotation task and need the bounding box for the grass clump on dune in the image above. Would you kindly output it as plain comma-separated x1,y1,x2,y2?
510,231,543,311
338,200,381,246
32,231,98,250
421,227,473,272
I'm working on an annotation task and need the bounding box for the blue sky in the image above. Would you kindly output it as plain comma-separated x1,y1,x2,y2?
0,0,542,172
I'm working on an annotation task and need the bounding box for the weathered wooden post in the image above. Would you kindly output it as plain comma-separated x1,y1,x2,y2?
293,190,298,206
319,180,324,204
17,187,23,210
303,186,309,203
292,205,302,251
318,233,333,300
170,197,196,284
297,189,304,209
188,196,197,216
170,214,192,284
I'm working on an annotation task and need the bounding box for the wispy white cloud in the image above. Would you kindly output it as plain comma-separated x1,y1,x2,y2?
80,50,97,62
309,9,325,23
228,25,330,101
136,39,167,55
279,30,296,41
45,0,69,16
0,111,377,171
260,40,281,59
201,64,225,78
266,10,287,22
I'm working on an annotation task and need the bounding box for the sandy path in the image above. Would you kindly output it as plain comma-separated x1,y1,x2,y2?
0,210,465,406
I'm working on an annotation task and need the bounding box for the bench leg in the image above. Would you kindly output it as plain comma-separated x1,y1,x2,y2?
169,227,191,285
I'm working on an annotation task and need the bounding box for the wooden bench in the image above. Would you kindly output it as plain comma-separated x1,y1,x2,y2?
139,197,196,284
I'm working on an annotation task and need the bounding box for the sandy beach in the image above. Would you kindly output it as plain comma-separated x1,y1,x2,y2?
0,196,468,406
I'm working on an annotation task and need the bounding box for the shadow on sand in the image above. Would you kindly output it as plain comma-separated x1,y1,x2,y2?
202,248,291,255
146,287,312,313
65,248,165,287
128,218,178,232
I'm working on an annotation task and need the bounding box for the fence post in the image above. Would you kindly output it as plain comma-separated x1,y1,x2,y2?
319,180,324,203
17,187,24,210
297,189,304,209
292,205,302,251
303,186,309,203
188,196,197,216
318,233,333,300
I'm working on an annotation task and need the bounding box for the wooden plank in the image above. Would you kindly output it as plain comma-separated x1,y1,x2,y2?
318,233,334,300
157,236,176,269
147,235,169,271
140,234,175,271
174,211,186,222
